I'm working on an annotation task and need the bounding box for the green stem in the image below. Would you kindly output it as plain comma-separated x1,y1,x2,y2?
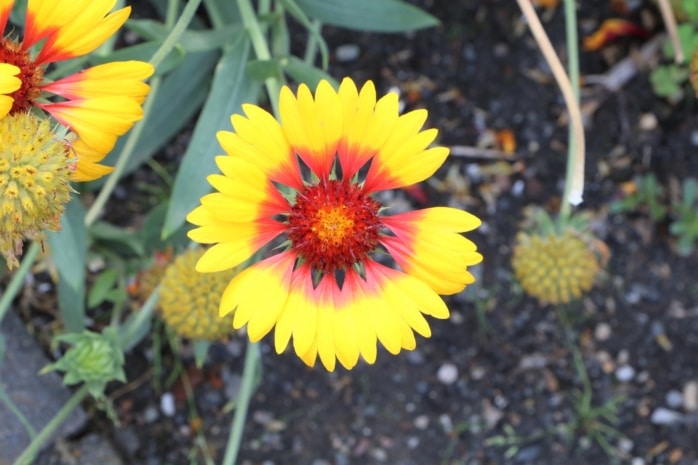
12,385,89,465
221,341,261,465
84,0,203,226
561,0,580,219
0,242,39,324
0,386,36,439
237,0,281,114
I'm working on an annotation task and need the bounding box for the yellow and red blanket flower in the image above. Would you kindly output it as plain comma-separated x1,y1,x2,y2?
187,78,483,371
0,0,154,181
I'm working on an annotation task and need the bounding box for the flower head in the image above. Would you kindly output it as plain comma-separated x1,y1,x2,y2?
0,112,74,268
188,78,483,371
511,208,608,305
159,248,239,341
0,0,154,181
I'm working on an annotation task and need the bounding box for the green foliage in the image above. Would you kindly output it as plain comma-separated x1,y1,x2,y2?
669,178,698,256
41,328,126,399
651,12,698,101
610,174,667,221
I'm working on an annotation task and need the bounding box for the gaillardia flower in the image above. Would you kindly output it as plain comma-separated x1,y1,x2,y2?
511,208,608,305
187,78,483,371
0,112,74,268
0,0,154,181
159,248,239,341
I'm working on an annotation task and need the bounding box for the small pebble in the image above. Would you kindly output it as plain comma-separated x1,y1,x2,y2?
143,405,159,423
406,436,420,449
413,415,429,430
618,437,634,453
160,393,175,417
615,365,635,383
594,322,612,341
666,390,684,409
631,458,645,465
650,407,683,425
335,44,360,62
638,113,657,131
437,363,458,384
683,381,698,411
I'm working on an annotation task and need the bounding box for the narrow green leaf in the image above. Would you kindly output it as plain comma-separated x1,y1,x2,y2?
127,19,242,53
247,59,283,81
47,198,87,333
283,56,337,88
193,340,211,368
87,269,118,309
162,36,261,238
90,41,186,76
295,0,439,32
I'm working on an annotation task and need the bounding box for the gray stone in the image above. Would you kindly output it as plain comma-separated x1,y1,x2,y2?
0,311,86,463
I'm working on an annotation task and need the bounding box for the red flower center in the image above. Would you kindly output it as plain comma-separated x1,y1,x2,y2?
287,179,382,274
0,38,44,113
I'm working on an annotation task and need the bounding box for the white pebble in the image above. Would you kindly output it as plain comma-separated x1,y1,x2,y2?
615,365,635,383
413,415,429,430
683,381,698,411
594,322,612,341
666,390,684,409
335,44,360,62
650,407,682,425
160,392,176,417
437,363,459,385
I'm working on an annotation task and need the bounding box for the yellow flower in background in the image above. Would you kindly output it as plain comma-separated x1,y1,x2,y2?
0,62,20,117
0,0,154,181
159,248,239,341
188,78,483,371
0,113,74,268
511,208,608,305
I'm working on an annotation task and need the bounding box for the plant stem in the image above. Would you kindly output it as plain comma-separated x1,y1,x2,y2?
221,340,261,465
0,242,39,324
238,0,281,115
12,385,89,465
561,0,580,219
517,0,585,208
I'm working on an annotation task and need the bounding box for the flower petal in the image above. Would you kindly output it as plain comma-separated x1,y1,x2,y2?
39,97,143,153
218,252,296,343
42,61,154,103
69,138,114,182
363,110,448,192
280,80,341,179
30,0,131,64
0,0,12,33
381,207,483,295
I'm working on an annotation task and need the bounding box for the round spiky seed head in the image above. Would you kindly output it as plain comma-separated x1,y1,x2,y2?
0,112,74,269
512,228,603,305
159,248,239,341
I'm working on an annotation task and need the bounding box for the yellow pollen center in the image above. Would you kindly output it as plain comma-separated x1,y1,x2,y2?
312,206,354,245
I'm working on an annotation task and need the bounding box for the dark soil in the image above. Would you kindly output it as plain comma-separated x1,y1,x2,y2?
33,1,698,464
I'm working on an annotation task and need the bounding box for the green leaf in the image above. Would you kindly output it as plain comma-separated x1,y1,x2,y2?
89,221,144,256
295,0,439,32
87,269,118,309
90,41,186,76
193,340,211,368
163,36,261,238
283,55,338,88
247,59,283,82
127,19,242,53
47,198,87,333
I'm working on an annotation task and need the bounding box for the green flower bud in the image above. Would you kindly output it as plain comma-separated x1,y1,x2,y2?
42,328,126,398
